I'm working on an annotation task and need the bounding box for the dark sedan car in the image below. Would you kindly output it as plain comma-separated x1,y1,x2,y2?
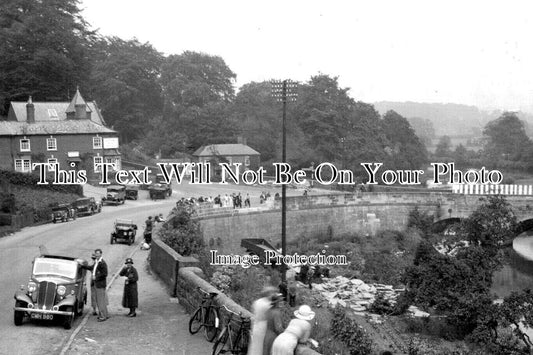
14,254,88,329
72,197,101,216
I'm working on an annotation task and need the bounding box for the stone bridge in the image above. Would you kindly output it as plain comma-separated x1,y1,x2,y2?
194,188,533,254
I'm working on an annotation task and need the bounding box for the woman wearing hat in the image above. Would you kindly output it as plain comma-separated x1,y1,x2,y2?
119,258,138,317
270,305,316,355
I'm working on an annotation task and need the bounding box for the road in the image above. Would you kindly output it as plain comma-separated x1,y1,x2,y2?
0,180,331,355
0,190,177,355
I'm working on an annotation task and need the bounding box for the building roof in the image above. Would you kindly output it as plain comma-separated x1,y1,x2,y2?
193,144,260,157
8,101,105,125
0,120,116,136
65,88,89,113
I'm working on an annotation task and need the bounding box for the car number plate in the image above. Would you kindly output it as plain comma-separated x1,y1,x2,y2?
31,313,53,320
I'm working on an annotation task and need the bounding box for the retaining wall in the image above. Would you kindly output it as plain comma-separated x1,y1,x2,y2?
149,236,320,355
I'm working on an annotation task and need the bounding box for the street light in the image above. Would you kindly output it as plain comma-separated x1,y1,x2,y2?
271,79,298,284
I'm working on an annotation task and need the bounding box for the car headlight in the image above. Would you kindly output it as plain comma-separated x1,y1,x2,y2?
28,282,37,292
57,285,66,296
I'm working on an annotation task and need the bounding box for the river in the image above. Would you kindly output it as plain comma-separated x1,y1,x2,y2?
492,230,533,298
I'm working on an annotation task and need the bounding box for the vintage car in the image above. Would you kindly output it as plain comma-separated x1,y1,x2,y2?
72,197,101,216
148,174,172,198
101,185,126,205
14,254,88,329
148,184,170,200
125,185,139,200
110,219,137,245
50,204,77,223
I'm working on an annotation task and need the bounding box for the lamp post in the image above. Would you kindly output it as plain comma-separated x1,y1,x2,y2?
271,79,298,284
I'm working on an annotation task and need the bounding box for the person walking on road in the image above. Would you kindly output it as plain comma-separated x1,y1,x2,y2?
144,216,153,244
93,248,109,321
119,258,139,317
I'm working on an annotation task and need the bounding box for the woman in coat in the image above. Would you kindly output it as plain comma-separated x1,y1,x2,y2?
263,292,284,355
119,258,138,317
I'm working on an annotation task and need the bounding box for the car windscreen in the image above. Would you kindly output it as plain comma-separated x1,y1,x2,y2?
33,258,77,279
72,200,88,207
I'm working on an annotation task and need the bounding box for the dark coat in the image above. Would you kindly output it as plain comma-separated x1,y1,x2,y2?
119,265,138,308
94,259,108,289
263,306,284,355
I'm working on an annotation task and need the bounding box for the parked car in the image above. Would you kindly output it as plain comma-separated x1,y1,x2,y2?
102,185,126,205
50,204,76,223
125,185,139,200
14,254,88,329
148,185,169,200
110,219,137,245
72,197,101,216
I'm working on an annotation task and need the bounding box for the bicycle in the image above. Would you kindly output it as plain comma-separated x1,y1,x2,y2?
189,287,220,342
212,305,251,355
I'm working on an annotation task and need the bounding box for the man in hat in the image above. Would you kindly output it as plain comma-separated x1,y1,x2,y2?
119,257,139,317
144,216,153,244
92,248,109,321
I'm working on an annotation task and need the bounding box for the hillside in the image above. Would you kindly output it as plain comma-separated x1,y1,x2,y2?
373,101,533,138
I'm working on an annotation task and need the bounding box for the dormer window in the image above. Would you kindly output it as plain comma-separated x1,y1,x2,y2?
20,138,30,152
47,137,57,151
93,136,102,149
47,109,58,119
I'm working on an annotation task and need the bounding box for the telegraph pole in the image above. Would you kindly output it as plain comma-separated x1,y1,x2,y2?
271,79,298,283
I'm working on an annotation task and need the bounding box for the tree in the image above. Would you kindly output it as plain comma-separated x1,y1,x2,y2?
404,196,518,338
407,117,435,146
0,0,96,114
381,110,428,170
89,37,164,143
434,135,452,158
483,112,531,162
158,51,237,152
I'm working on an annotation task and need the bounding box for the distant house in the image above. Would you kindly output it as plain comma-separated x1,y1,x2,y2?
192,143,260,177
0,89,120,175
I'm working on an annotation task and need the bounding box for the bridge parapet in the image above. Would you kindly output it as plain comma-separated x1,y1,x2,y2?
452,184,533,195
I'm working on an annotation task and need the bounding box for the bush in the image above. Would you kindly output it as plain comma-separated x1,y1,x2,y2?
407,207,434,235
330,305,374,355
159,206,204,256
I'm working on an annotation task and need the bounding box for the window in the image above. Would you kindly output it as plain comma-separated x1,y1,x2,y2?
47,109,58,119
20,139,30,152
93,137,102,149
47,138,57,151
47,158,58,169
105,157,120,171
14,159,31,173
244,156,250,167
94,156,103,172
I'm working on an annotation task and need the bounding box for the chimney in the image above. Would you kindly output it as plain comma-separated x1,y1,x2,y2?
26,96,35,123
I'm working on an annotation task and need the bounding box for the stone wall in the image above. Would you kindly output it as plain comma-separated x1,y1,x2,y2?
150,237,320,355
197,191,533,254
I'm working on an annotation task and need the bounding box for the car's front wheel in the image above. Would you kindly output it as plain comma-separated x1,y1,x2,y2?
63,306,74,329
14,301,24,326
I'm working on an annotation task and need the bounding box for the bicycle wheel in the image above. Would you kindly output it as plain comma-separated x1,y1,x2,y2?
204,307,220,342
189,308,203,334
212,328,229,355
235,330,249,355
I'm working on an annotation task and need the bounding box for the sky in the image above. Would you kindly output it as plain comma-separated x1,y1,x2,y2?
80,0,533,113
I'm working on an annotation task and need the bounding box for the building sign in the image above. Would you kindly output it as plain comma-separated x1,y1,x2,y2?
67,151,80,157
103,137,119,149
